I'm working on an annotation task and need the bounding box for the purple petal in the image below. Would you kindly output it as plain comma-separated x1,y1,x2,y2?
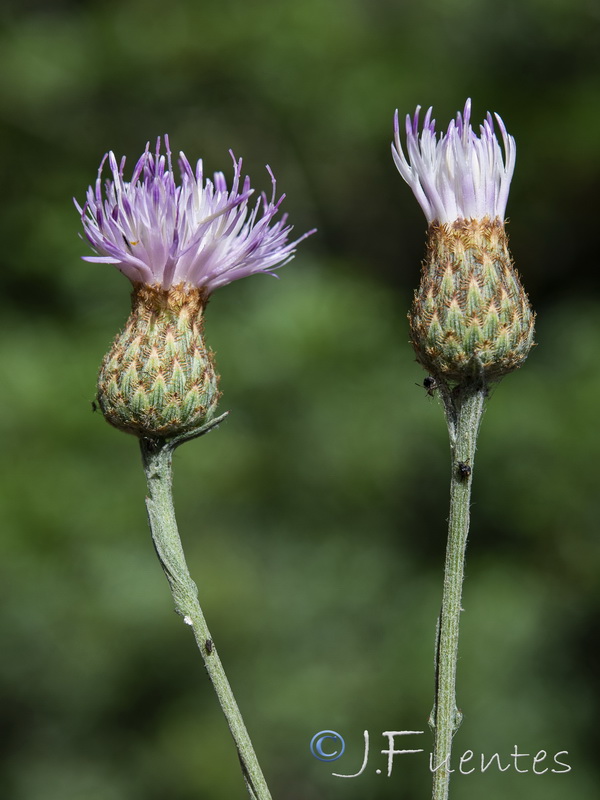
391,99,515,223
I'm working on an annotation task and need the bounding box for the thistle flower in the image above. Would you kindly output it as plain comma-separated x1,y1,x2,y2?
77,137,314,438
392,100,534,384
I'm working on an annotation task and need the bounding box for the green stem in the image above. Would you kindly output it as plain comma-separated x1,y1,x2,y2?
430,383,486,800
139,422,272,800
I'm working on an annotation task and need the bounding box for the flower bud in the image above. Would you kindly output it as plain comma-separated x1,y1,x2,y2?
392,100,535,384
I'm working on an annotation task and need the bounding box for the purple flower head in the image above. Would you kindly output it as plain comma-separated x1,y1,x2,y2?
391,99,516,224
76,137,315,294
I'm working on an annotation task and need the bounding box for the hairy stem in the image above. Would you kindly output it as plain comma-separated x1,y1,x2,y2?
430,383,486,800
140,428,272,800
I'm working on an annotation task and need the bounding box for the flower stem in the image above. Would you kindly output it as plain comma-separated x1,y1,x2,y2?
430,381,486,800
139,422,272,800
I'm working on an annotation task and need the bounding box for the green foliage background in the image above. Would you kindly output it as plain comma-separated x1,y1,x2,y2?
1,1,600,798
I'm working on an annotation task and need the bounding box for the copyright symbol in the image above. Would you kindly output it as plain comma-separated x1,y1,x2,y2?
310,730,346,762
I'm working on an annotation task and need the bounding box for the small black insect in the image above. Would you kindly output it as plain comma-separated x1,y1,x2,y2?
416,376,437,397
457,461,472,480
423,376,437,397
205,638,213,655
91,400,98,413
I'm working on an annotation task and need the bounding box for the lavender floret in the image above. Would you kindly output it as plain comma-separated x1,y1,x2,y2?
392,99,516,224
76,137,314,293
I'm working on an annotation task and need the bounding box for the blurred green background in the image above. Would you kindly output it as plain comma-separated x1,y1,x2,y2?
1,0,600,798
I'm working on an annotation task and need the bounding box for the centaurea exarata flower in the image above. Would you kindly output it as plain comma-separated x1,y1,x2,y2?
392,102,537,800
76,137,314,438
392,100,534,383
75,137,309,800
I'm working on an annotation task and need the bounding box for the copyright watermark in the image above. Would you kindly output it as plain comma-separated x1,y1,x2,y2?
309,730,571,778
310,730,346,761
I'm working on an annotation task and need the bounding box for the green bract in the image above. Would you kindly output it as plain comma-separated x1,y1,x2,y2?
97,284,220,438
409,219,535,383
